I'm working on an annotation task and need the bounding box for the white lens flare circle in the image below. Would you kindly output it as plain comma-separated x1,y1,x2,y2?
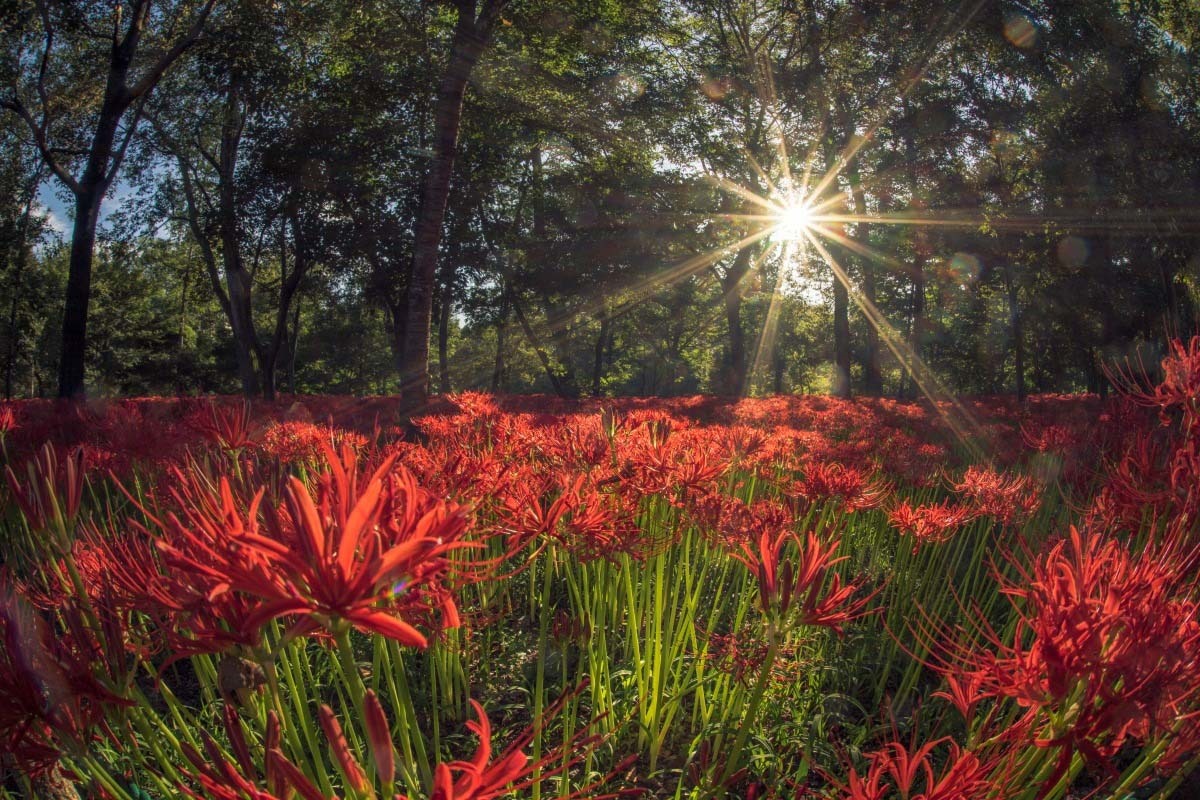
774,201,815,241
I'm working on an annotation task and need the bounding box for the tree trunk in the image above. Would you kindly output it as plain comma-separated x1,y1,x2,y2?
822,136,852,399
845,161,881,395
1003,263,1025,401
833,277,852,398
437,274,451,394
58,188,103,398
511,289,569,397
720,247,754,396
398,2,503,415
906,248,926,399
901,118,926,400
217,81,261,398
492,285,508,392
592,304,609,396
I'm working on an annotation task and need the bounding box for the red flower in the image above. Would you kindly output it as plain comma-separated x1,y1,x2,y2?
733,528,872,634
152,445,474,648
934,527,1200,788
833,735,998,800
0,574,129,779
952,466,1040,525
791,462,889,511
5,443,85,542
191,400,257,452
887,500,972,549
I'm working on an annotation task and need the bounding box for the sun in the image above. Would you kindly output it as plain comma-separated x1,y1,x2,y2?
773,198,816,241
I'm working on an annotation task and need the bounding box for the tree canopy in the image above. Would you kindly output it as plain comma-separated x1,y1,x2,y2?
2,0,1197,401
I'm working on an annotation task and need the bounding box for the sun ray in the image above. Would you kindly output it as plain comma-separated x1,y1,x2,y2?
747,240,793,396
801,228,988,459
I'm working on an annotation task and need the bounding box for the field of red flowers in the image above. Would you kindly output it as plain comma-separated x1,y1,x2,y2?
2,342,1200,799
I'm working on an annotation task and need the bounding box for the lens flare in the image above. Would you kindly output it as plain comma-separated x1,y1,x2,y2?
774,201,815,241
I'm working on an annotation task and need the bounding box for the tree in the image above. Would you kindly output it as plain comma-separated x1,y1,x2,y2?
2,0,218,397
397,0,512,416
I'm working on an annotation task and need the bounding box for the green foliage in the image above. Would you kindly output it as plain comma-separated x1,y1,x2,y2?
1,0,1197,398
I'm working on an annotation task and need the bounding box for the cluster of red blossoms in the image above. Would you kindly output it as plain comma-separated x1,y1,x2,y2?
1,342,1198,799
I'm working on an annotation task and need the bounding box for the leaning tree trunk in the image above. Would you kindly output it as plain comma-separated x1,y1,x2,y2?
398,1,504,416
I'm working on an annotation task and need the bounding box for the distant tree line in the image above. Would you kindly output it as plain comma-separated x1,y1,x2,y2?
2,0,1198,403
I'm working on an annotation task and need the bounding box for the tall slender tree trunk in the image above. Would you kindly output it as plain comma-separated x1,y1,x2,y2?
59,188,104,398
1002,262,1025,401
437,277,451,394
398,1,505,416
902,118,926,400
217,81,261,398
492,285,508,392
720,246,754,395
832,278,852,398
822,137,852,399
845,162,881,395
592,304,609,396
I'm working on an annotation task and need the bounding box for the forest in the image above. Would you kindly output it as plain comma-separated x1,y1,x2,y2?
6,4,1200,800
2,0,1196,405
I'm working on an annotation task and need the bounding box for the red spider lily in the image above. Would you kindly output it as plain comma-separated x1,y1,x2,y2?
192,401,257,452
933,527,1200,788
0,575,130,779
178,732,324,800
151,444,475,648
5,443,85,543
363,689,396,787
733,529,872,634
704,630,798,686
887,500,972,549
258,421,368,464
831,736,999,800
931,670,990,723
0,404,15,436
318,705,370,794
952,466,1040,525
1112,336,1200,429
790,463,889,512
687,492,793,552
410,694,627,800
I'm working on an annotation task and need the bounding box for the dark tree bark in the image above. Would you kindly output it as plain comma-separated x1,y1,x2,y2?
821,136,852,399
397,0,508,416
1002,262,1026,401
719,246,754,396
592,304,610,396
216,79,262,397
437,273,451,394
260,215,307,400
492,283,509,392
844,159,881,395
832,277,852,399
4,0,217,398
